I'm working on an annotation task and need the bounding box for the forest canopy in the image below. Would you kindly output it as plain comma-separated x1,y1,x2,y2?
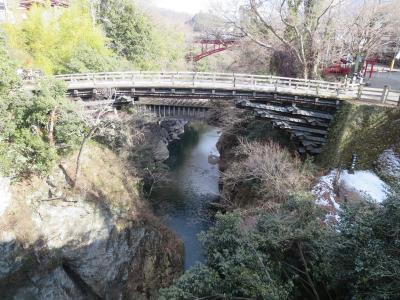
3,0,186,74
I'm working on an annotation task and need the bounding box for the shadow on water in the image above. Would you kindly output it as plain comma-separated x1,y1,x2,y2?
150,123,221,270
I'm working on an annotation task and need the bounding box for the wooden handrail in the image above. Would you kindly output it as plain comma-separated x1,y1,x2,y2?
23,71,400,107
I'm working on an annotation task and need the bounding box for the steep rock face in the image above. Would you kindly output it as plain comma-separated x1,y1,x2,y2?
0,145,183,299
96,113,186,162
146,120,187,162
319,103,400,169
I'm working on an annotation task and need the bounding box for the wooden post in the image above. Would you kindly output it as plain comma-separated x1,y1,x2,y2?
381,85,390,104
357,85,363,100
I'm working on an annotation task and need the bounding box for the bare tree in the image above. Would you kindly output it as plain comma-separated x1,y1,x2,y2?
214,0,342,78
212,0,399,78
221,139,311,208
73,104,114,188
340,0,400,73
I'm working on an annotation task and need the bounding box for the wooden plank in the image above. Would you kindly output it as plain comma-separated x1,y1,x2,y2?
272,121,328,135
255,110,330,127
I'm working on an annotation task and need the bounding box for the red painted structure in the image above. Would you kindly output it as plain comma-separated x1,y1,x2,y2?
187,39,238,62
363,58,377,79
20,0,68,9
323,59,351,76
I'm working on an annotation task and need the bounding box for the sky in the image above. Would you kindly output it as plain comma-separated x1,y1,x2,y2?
153,0,211,14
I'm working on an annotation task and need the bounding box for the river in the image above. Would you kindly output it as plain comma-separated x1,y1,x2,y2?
150,123,221,270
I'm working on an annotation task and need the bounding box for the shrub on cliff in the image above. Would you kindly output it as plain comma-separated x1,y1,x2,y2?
160,212,292,300
328,187,400,298
161,195,335,299
0,38,85,177
162,188,400,299
221,140,312,208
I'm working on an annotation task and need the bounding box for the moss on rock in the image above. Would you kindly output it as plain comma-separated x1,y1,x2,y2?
318,101,400,170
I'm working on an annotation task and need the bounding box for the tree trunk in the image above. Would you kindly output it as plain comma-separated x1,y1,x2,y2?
303,64,309,80
73,127,97,188
48,106,58,146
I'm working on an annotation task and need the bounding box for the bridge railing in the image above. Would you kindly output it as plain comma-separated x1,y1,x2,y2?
25,71,400,106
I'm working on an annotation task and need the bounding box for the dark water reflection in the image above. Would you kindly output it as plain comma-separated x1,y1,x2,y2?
150,124,221,270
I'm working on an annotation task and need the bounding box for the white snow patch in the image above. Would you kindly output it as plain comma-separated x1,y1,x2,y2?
0,177,12,216
312,170,341,223
377,149,400,179
339,170,389,204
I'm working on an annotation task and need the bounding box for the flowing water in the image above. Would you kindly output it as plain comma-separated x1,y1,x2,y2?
150,124,221,270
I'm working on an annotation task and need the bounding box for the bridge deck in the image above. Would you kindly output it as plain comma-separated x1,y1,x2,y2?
24,71,400,107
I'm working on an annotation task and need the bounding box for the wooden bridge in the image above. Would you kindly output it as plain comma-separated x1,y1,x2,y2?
24,71,400,154
24,71,400,107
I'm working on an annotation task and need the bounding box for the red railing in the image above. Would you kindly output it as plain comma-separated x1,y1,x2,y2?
187,39,238,62
19,0,68,9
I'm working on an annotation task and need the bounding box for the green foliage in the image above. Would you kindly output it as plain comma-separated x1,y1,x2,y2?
0,39,85,177
98,0,154,67
162,195,335,299
63,44,132,74
330,189,400,299
194,58,211,72
4,0,186,73
0,31,20,94
12,128,58,175
0,79,85,177
160,212,292,300
163,186,400,300
4,0,115,74
98,0,186,70
160,264,221,300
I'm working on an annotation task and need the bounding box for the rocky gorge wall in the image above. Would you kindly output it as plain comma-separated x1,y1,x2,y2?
318,102,400,170
0,115,187,300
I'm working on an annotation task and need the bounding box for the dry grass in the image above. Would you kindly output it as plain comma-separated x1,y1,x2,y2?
0,174,51,245
221,139,312,208
1,143,144,246
60,142,143,216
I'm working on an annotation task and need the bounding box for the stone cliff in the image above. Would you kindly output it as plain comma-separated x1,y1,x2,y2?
0,144,184,299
